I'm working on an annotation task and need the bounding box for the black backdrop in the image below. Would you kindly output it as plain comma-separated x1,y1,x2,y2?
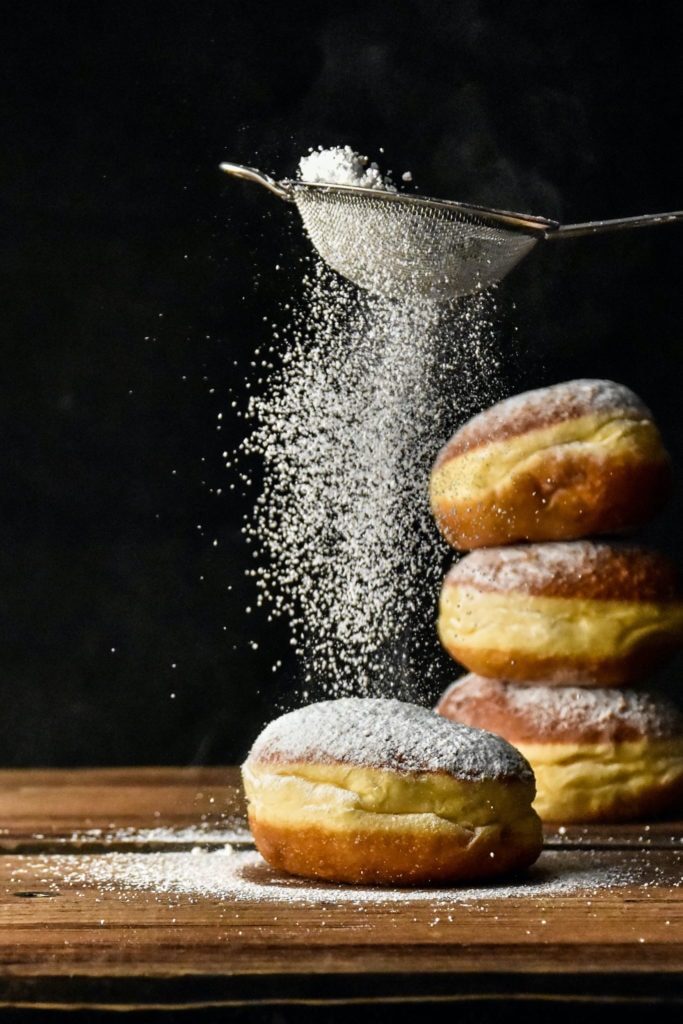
3,1,683,767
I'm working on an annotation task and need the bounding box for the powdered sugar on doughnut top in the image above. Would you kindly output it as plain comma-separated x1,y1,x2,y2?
446,540,682,601
493,378,651,420
449,540,616,591
439,674,683,744
298,146,395,190
245,697,533,782
435,379,656,462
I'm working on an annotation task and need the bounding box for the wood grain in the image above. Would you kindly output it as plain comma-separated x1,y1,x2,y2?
0,767,681,1010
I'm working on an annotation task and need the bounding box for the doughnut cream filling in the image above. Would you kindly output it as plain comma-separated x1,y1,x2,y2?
242,760,537,839
438,586,683,659
430,413,665,505
517,738,683,821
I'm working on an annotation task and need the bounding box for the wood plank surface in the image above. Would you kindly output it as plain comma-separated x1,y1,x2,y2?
0,767,681,1011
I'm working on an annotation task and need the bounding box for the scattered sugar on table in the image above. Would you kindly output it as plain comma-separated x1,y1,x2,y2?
14,844,676,909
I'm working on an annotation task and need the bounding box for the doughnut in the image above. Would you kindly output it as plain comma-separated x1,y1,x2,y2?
429,379,672,550
437,540,683,686
436,674,683,823
241,697,542,885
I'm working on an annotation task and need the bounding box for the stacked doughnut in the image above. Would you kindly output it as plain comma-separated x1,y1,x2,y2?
430,379,683,823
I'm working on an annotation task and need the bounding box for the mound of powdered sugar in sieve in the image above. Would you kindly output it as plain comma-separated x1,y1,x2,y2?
236,149,507,704
298,144,397,190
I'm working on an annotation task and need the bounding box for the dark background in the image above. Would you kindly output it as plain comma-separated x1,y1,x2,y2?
2,1,683,767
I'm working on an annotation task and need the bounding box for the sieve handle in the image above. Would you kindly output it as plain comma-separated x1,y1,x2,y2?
549,210,683,239
219,162,294,202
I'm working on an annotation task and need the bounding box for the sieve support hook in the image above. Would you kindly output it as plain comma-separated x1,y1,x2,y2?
219,162,294,202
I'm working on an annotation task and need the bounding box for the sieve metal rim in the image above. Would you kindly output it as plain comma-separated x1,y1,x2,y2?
218,162,559,236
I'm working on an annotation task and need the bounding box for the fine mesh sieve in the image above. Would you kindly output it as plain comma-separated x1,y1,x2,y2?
220,162,683,302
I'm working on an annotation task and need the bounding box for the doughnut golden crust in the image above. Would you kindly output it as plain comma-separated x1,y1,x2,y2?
437,540,683,686
242,697,542,886
436,674,683,823
430,379,672,550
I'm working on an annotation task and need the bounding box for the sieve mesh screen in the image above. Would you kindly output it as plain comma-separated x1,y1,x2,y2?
292,186,539,302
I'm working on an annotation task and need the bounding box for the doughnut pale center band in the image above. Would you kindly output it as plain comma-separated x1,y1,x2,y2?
430,415,664,504
243,761,537,837
439,587,683,659
517,738,683,821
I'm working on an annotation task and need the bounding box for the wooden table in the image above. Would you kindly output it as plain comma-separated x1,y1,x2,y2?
0,767,681,1015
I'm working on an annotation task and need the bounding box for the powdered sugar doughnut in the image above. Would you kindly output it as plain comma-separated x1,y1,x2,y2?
437,674,683,823
430,379,672,550
242,697,542,886
437,540,683,686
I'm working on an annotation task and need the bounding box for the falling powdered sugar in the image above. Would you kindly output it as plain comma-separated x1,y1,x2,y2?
239,257,505,703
